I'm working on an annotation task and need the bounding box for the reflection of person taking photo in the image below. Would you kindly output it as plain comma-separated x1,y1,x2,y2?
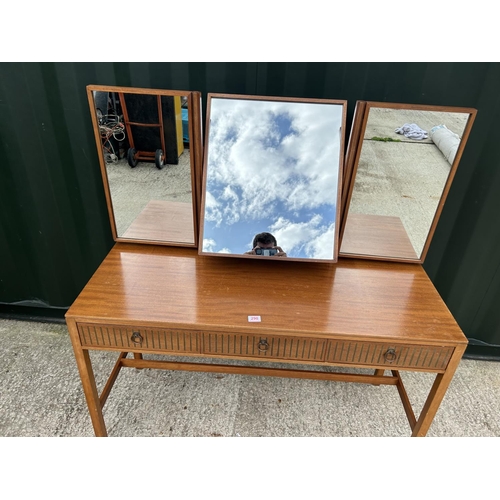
245,232,287,257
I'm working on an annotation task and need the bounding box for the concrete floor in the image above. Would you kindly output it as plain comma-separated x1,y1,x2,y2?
1,317,499,437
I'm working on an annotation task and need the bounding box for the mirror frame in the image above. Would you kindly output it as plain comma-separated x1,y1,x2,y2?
339,101,477,263
198,93,347,263
86,84,203,248
339,100,367,230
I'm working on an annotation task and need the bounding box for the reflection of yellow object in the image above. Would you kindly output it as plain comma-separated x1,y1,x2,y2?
174,96,184,157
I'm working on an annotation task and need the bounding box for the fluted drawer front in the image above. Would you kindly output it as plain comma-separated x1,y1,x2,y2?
77,323,200,353
326,340,453,370
202,333,326,361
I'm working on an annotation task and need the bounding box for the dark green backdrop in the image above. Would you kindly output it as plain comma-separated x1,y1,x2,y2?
1,62,499,359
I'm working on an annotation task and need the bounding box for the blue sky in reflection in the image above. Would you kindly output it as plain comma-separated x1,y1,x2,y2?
202,98,343,259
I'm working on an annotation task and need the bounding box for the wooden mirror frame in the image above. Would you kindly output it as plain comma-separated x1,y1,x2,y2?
339,101,477,264
198,93,347,263
339,101,367,229
86,85,203,248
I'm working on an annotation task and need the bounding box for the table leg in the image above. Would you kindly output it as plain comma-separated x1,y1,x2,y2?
371,369,385,385
133,352,144,369
392,370,417,429
411,344,466,437
66,319,107,437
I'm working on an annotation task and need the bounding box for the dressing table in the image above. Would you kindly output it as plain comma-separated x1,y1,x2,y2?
66,89,476,436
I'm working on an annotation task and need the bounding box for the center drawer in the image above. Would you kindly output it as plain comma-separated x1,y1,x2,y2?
202,332,326,361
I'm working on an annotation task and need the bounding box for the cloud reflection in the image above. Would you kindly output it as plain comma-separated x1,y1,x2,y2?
202,97,343,260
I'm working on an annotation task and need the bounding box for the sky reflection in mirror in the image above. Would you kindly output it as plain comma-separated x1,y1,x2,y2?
202,97,343,260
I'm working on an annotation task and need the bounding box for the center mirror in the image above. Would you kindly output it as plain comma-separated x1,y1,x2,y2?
199,94,347,263
87,85,202,247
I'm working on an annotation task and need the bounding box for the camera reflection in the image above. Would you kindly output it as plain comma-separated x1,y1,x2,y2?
244,232,287,258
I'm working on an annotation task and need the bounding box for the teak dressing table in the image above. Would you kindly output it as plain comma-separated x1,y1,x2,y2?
69,89,474,436
66,243,467,437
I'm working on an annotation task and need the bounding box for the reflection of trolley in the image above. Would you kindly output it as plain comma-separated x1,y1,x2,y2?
119,93,166,169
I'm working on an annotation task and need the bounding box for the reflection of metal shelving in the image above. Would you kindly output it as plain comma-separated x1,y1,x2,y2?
119,93,166,169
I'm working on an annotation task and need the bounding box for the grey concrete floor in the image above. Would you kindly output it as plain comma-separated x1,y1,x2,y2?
1,317,499,438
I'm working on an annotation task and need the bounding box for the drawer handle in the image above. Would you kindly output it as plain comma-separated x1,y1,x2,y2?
131,332,143,344
384,348,397,363
257,339,269,352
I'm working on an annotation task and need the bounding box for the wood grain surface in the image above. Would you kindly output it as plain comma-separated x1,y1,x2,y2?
67,243,467,346
121,200,194,244
340,213,418,260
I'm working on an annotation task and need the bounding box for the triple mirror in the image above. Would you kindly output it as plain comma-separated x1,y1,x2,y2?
340,101,477,263
199,94,347,263
87,87,476,266
87,85,202,247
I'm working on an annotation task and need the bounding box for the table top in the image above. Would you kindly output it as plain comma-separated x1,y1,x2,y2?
66,243,467,346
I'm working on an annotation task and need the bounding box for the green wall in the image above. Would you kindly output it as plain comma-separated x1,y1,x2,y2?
1,62,499,358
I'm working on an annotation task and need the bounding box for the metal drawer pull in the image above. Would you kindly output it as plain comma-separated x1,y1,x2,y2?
131,332,143,344
257,339,269,352
384,348,397,363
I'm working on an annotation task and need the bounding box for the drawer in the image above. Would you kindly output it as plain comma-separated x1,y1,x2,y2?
326,340,453,370
202,332,326,362
77,323,200,353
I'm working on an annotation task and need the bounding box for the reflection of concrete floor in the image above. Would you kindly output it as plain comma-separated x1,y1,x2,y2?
1,317,499,437
346,109,470,257
105,150,193,237
364,108,469,139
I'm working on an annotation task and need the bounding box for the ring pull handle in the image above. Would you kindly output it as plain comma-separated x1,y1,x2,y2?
384,348,397,363
131,331,143,345
257,338,269,352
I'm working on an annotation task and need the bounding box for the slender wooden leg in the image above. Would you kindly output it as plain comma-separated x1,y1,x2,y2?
411,345,466,437
73,348,108,437
66,319,107,437
392,370,417,429
100,352,128,408
372,369,385,385
133,352,144,369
